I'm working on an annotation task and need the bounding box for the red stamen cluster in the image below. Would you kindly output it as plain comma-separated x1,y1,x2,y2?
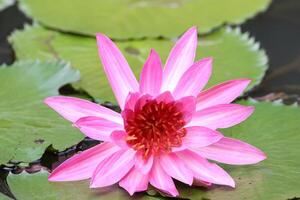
124,99,186,159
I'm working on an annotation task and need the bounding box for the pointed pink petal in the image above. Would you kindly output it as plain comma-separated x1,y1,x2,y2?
135,154,154,175
196,79,251,111
44,96,123,124
161,27,198,92
171,145,187,152
96,33,139,109
174,96,196,123
121,109,134,125
195,137,266,165
149,159,179,197
90,149,136,188
159,153,193,185
140,49,163,96
124,92,141,111
134,94,152,112
188,104,254,129
48,142,120,181
75,116,123,141
119,167,149,196
110,130,129,149
183,126,223,148
193,179,212,187
177,150,235,187
173,58,212,99
155,91,174,103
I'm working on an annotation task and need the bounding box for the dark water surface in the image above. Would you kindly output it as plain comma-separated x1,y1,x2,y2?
242,0,300,97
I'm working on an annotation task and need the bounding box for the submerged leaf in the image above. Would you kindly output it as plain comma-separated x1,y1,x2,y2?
10,25,268,103
0,60,83,164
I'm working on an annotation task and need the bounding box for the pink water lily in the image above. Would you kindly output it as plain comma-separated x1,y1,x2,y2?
45,27,266,197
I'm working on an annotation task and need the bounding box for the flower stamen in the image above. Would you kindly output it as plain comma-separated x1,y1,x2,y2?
124,99,186,159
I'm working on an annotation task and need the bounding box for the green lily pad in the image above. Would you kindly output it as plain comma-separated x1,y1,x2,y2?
9,25,268,103
3,101,300,200
176,100,300,200
18,0,271,38
4,171,156,200
0,60,83,164
0,0,14,11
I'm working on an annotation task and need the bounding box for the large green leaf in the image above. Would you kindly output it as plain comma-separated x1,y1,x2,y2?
176,100,300,200
4,171,156,200
18,0,271,38
0,0,13,11
10,25,268,103
3,101,300,200
0,60,83,164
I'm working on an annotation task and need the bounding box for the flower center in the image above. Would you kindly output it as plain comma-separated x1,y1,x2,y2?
124,99,186,159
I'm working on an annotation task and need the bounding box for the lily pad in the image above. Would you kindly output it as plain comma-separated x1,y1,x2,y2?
3,101,300,200
10,25,268,103
0,60,83,164
176,100,300,200
4,171,156,200
18,0,271,38
0,0,14,11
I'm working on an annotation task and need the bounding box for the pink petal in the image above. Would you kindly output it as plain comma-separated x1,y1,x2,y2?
159,153,193,185
110,130,129,149
173,58,212,99
171,144,187,152
149,159,179,197
196,79,251,111
44,96,123,124
139,49,163,96
183,126,223,148
48,142,120,181
96,33,139,109
195,137,266,165
90,149,136,188
75,116,123,141
193,179,212,187
119,167,149,195
188,104,254,129
134,94,152,112
177,150,235,187
135,154,154,175
155,91,174,103
175,96,196,123
161,27,198,92
124,92,141,111
121,109,134,125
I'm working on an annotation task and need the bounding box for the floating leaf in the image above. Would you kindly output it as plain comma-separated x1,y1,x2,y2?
18,0,271,38
0,0,14,11
0,60,83,164
176,100,300,200
10,25,268,103
5,171,156,200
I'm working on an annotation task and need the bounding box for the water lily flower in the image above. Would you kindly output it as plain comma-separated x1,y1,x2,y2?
45,27,266,197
